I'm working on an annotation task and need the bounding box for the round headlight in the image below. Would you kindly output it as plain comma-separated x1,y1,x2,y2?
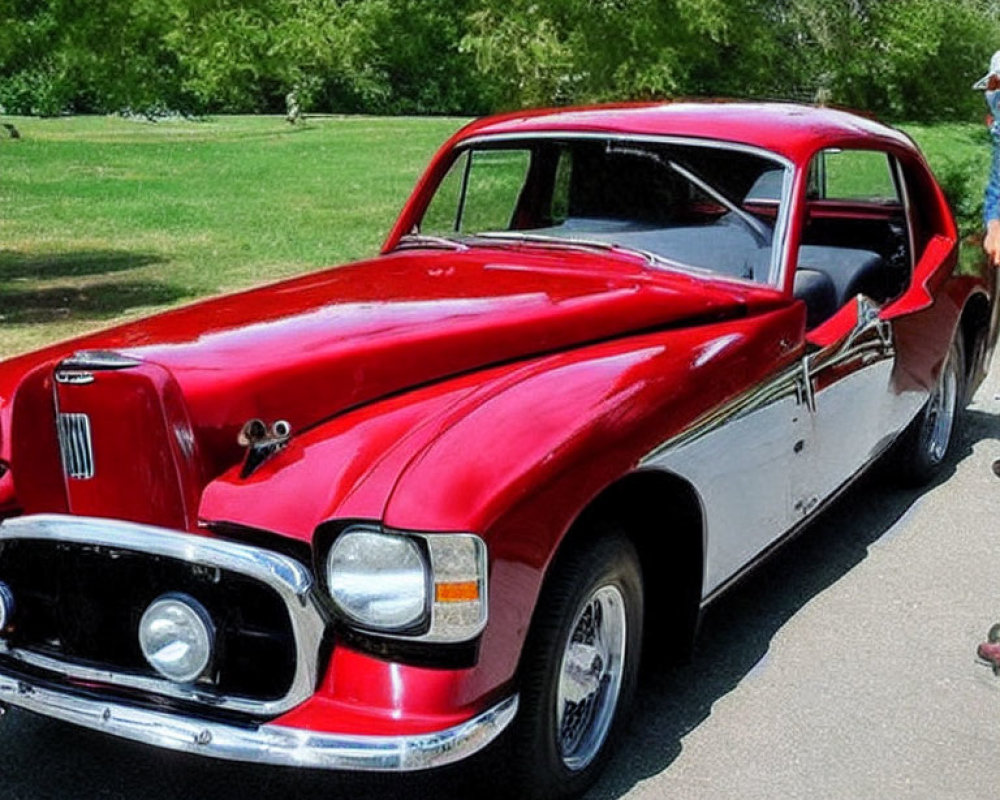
139,594,214,683
326,530,428,630
0,581,13,634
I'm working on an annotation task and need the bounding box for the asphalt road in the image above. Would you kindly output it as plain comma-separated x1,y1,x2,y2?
1,368,999,799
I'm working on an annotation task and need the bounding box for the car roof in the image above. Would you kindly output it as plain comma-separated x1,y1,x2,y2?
455,101,917,163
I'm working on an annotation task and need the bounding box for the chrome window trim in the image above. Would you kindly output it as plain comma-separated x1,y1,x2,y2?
892,155,918,273
0,672,518,772
453,131,795,290
0,514,326,718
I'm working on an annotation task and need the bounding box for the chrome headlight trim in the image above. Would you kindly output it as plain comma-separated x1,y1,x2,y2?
0,514,326,718
325,525,488,644
325,530,430,632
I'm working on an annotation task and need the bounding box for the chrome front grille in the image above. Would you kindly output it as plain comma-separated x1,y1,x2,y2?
57,413,95,480
0,514,326,720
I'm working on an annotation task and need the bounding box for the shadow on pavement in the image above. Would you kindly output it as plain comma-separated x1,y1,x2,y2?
585,406,1000,799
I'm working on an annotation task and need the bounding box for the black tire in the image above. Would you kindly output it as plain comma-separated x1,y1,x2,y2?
510,530,643,799
894,334,965,487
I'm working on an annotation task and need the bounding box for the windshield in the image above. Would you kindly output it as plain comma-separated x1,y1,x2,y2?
408,137,789,286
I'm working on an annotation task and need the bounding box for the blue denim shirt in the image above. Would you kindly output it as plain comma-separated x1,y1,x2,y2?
985,91,1000,225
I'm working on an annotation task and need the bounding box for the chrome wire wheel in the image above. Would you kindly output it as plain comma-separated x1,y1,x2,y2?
893,335,966,488
921,348,959,466
555,584,627,771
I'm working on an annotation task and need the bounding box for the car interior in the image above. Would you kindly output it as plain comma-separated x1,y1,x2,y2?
419,141,918,331
504,140,786,282
791,149,913,329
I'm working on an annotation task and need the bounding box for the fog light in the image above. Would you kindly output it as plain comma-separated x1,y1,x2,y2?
0,582,13,634
139,594,214,683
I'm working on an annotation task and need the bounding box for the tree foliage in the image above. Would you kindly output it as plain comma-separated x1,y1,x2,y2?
2,0,999,119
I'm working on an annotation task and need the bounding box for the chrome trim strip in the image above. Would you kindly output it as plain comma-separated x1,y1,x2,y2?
54,372,95,385
460,132,796,170
456,131,794,289
644,300,896,462
0,514,326,718
0,673,518,772
891,156,917,275
644,362,804,460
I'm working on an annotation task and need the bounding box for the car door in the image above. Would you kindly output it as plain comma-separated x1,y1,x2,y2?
790,148,927,517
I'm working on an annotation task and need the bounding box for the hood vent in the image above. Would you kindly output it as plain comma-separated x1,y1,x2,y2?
57,413,95,480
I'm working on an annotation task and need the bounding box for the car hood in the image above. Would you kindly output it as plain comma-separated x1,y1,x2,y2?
116,248,765,436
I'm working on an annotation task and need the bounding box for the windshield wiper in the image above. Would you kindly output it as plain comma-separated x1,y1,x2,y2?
395,233,467,251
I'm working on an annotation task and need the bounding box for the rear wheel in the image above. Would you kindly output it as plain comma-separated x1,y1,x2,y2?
511,532,643,799
895,335,964,486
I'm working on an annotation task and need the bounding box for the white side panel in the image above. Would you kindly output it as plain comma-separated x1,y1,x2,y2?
795,358,926,515
643,377,806,596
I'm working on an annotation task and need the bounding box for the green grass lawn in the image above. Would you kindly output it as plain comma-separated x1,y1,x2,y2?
0,114,466,356
0,114,991,358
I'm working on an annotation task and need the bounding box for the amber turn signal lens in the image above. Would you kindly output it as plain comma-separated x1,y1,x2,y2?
434,580,480,603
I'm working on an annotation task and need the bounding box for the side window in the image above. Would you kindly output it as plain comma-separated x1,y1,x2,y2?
796,149,911,329
422,151,469,234
461,150,532,233
809,149,900,203
550,148,572,224
420,149,532,235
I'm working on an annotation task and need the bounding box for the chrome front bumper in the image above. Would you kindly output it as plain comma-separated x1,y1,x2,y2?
0,674,518,771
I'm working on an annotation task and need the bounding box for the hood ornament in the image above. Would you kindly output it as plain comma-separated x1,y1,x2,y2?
59,350,141,370
238,419,292,478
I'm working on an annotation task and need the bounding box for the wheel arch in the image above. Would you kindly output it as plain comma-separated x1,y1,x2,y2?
959,289,991,397
536,468,706,668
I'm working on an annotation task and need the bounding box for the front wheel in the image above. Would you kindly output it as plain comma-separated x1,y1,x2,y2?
511,531,643,799
895,334,964,486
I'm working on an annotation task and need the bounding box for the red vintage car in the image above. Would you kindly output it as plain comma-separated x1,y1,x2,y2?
0,102,994,798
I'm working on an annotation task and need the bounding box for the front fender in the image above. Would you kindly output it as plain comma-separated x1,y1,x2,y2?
380,307,803,700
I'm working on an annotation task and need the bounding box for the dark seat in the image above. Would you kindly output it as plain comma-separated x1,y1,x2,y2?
798,245,888,308
793,268,838,329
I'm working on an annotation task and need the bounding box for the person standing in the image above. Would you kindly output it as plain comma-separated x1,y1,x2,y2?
976,51,1000,265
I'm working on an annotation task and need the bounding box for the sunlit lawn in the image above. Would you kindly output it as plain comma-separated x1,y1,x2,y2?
0,114,990,358
0,114,465,356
